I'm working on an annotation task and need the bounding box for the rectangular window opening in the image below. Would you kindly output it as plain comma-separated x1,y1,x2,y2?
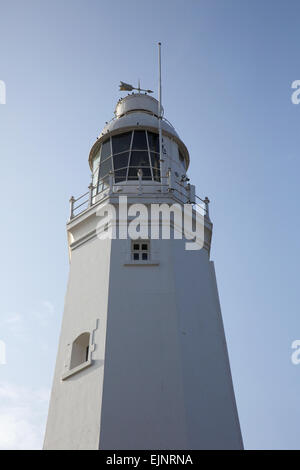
131,240,150,261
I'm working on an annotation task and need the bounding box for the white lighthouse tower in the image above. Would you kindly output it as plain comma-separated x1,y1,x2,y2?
44,86,243,450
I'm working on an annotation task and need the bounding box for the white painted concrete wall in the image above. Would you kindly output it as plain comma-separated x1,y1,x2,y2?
99,238,243,450
44,204,242,449
43,236,111,450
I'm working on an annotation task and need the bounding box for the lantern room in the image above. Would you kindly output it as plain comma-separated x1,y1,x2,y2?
88,93,190,194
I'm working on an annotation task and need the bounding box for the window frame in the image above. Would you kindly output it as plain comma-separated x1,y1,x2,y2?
62,332,93,380
91,130,162,191
131,240,150,261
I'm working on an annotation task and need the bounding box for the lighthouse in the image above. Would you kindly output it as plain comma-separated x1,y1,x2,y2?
43,88,243,450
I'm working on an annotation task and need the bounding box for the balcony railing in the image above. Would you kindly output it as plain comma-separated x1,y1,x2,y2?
69,169,210,221
101,114,177,134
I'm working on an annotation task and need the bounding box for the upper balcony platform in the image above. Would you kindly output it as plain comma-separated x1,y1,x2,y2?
69,168,210,223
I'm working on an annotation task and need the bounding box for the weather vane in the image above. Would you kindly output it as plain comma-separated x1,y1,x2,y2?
119,80,153,94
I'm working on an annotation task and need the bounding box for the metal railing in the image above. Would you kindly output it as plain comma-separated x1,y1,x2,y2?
100,113,178,135
69,170,210,221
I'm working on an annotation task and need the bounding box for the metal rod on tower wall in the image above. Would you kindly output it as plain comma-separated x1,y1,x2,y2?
158,42,163,186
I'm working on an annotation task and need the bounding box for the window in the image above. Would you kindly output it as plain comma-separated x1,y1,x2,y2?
128,167,152,180
147,132,159,152
70,332,90,370
129,150,150,167
150,152,160,182
113,151,130,171
101,139,112,160
91,130,161,191
132,240,150,261
112,131,132,153
131,130,148,150
114,168,128,183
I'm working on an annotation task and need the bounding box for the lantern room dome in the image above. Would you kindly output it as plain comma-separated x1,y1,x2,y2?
89,92,190,171
99,93,179,140
115,93,163,118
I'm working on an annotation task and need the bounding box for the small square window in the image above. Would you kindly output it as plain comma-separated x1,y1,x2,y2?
132,240,150,261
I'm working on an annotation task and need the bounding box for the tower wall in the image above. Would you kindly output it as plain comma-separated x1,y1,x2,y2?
43,236,111,450
44,207,243,450
99,238,243,449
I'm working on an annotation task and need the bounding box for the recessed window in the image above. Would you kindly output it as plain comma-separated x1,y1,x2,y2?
132,240,150,261
70,332,90,370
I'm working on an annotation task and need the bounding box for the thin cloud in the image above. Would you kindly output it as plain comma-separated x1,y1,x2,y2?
1,301,56,338
2,314,22,325
0,382,50,450
32,300,55,325
41,301,55,316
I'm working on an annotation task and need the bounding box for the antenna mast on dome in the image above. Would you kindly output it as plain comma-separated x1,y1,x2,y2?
158,42,163,167
119,43,163,171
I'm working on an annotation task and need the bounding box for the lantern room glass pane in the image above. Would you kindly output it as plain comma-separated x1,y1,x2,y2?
113,152,130,171
101,139,111,160
114,168,127,183
99,157,112,179
150,152,160,169
93,131,164,186
147,132,159,152
127,167,138,180
130,151,150,167
112,132,132,154
141,167,152,179
132,130,148,150
152,168,160,182
92,152,100,173
128,167,151,180
150,152,160,182
92,152,101,194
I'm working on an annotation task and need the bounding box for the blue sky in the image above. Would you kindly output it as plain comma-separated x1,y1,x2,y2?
0,0,300,449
